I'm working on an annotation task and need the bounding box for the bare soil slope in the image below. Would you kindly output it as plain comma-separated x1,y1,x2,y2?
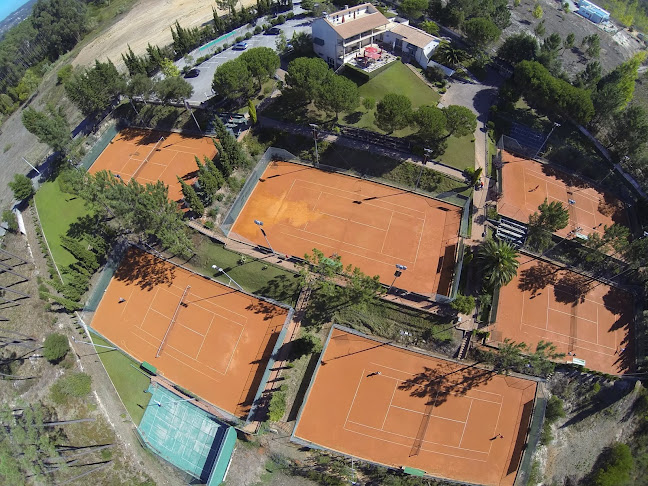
503,0,644,75
73,0,256,69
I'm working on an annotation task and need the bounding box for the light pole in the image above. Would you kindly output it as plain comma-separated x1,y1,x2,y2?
534,122,560,159
211,265,244,291
72,336,117,350
254,219,277,256
387,264,407,293
21,157,41,175
309,124,319,166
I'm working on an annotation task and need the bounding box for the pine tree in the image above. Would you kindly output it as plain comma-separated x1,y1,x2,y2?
204,156,225,187
122,45,146,76
177,177,204,216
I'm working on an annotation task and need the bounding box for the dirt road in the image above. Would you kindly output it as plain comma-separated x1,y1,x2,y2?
73,0,257,69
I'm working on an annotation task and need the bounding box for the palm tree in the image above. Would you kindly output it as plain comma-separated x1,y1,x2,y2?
478,238,520,289
434,42,469,69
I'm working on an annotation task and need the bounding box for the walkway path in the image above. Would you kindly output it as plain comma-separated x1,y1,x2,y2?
439,66,504,244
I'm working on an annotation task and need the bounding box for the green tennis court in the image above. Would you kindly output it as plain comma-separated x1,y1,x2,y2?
137,385,236,485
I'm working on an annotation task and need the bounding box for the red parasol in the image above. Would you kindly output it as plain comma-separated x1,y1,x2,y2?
365,46,379,54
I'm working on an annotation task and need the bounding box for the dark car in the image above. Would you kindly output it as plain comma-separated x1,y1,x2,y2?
266,27,282,35
184,68,200,78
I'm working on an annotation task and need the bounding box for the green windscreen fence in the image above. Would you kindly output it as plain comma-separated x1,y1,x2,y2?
83,242,127,313
80,124,119,170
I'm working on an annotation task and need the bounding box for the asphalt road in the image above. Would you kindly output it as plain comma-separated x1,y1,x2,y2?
179,10,313,103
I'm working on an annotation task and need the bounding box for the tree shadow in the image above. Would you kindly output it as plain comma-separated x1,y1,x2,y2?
602,287,634,332
561,380,634,429
397,361,494,407
114,249,175,290
66,214,105,240
541,164,590,190
518,262,557,296
598,192,626,223
343,111,364,124
245,300,289,321
253,273,301,306
553,272,592,305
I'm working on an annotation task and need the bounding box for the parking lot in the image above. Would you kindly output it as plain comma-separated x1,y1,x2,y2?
179,8,313,103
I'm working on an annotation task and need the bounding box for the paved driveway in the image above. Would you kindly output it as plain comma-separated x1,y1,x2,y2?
179,11,313,103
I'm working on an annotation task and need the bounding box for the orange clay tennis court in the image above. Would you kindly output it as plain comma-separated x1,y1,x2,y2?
229,161,461,297
293,326,538,486
498,151,628,239
494,259,635,375
89,128,217,204
91,248,289,418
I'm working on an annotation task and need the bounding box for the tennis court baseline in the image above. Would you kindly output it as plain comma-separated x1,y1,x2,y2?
494,259,634,375
91,248,290,419
498,151,628,238
88,128,217,205
293,326,538,486
229,161,462,297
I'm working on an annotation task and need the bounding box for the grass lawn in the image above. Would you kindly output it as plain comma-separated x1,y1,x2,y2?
91,333,151,425
437,133,476,171
34,179,91,272
180,233,302,306
356,62,440,109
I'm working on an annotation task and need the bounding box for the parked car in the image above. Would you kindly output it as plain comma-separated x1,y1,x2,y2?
233,41,248,50
184,68,200,78
265,27,281,35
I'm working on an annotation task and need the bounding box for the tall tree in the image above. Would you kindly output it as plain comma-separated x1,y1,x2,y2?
21,105,70,153
32,0,88,60
177,177,204,216
154,76,194,101
375,93,412,134
284,56,332,105
442,105,477,138
400,0,429,18
434,42,469,69
605,105,648,159
594,53,646,120
496,33,538,65
463,17,501,48
414,105,446,144
212,59,254,101
315,74,358,119
239,47,280,90
64,59,126,115
477,238,520,288
526,198,569,252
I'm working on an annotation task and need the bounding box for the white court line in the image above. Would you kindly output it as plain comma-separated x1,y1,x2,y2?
137,287,161,331
195,314,216,359
315,209,393,231
412,213,426,266
524,168,603,203
388,404,467,423
522,322,617,353
280,228,417,266
382,382,398,430
458,399,474,448
548,306,599,325
344,420,489,456
166,280,250,321
293,178,428,216
380,211,394,254
344,369,367,427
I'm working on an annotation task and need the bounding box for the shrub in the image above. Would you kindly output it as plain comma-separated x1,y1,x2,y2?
362,97,375,111
9,174,34,201
235,36,244,43
451,294,476,314
245,32,252,40
267,385,287,421
57,65,73,85
2,210,18,233
254,25,262,34
592,443,633,486
50,372,92,404
290,333,322,360
545,395,566,423
277,14,286,24
43,333,70,363
204,220,215,230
